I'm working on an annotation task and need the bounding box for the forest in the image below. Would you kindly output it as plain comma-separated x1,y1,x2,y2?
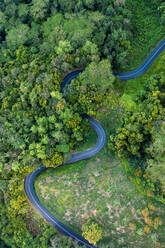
0,0,165,247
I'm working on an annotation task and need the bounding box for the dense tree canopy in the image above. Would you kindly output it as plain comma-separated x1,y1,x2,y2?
64,60,115,117
0,0,164,247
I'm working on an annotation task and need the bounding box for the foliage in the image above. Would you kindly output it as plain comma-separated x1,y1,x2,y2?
0,0,164,247
65,60,115,116
6,24,31,50
110,87,164,159
0,46,90,172
0,44,90,247
122,0,164,71
158,1,165,25
49,235,84,248
34,129,165,247
146,122,165,194
111,49,165,159
30,0,50,22
110,52,165,198
0,0,135,70
82,219,103,245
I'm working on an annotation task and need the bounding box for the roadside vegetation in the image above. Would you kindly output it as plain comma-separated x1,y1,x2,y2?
120,0,165,72
35,85,165,247
0,0,165,247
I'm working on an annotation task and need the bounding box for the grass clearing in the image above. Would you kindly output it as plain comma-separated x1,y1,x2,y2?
35,108,165,247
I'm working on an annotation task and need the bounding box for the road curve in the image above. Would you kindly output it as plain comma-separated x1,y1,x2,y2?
24,71,106,248
115,39,165,80
65,115,106,165
24,166,99,248
24,38,165,248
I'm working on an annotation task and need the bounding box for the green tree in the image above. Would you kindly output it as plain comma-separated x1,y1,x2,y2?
6,24,30,50
56,40,73,56
18,3,29,23
146,122,165,193
41,13,64,39
78,59,115,92
63,17,94,48
4,3,17,18
0,11,6,33
30,0,50,22
82,40,100,62
82,219,103,245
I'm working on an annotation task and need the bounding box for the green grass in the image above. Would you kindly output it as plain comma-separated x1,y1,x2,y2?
114,49,165,113
63,127,97,163
35,109,165,247
120,0,165,72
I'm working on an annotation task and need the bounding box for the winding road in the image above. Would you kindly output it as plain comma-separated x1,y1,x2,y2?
24,38,165,248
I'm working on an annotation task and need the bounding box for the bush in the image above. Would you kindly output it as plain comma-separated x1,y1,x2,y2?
82,219,103,245
110,74,165,159
6,24,31,50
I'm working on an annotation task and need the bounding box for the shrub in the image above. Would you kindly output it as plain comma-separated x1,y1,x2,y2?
82,219,103,245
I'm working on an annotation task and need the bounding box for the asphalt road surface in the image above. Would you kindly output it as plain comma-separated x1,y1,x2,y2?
115,39,165,80
24,38,165,248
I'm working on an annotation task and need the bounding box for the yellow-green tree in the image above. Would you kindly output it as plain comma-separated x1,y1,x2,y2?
82,220,103,245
